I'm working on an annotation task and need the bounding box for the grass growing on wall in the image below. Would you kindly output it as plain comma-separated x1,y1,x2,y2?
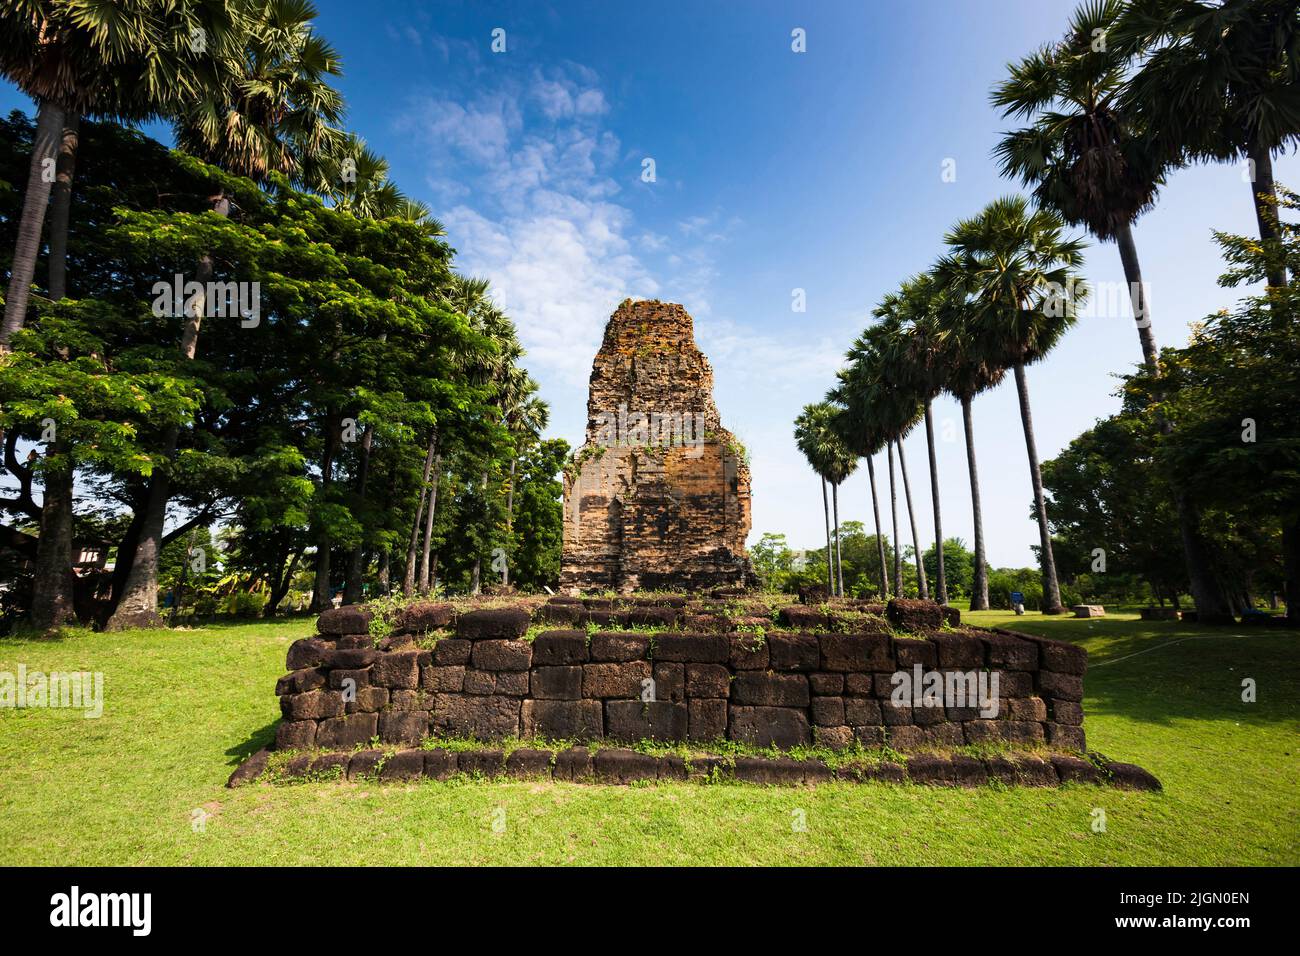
0,610,1295,866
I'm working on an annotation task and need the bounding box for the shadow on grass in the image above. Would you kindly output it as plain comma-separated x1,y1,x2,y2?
226,721,278,766
988,615,1300,730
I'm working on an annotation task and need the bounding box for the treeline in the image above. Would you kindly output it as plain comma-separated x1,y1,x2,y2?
795,0,1298,622
0,2,563,634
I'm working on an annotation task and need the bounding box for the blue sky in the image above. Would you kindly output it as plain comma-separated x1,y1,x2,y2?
4,0,1293,567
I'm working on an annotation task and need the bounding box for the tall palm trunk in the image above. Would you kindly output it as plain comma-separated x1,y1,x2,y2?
832,480,844,597
820,476,833,595
47,114,80,301
1012,362,1063,613
1,99,64,348
1113,221,1158,370
961,395,990,610
1247,142,1287,290
897,437,929,600
29,445,75,631
866,454,889,600
26,130,81,628
923,401,947,604
887,441,903,596
1117,222,1234,621
404,437,437,594
471,468,489,594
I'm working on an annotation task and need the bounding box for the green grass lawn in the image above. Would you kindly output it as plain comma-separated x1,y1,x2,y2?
1,608,1296,866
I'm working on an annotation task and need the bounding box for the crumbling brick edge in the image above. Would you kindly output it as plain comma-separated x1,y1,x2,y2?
228,745,1161,791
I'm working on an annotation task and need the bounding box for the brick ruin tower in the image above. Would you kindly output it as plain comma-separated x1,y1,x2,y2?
561,299,754,593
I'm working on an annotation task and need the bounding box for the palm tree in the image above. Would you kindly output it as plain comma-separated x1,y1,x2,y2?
929,274,1005,610
995,0,1237,622
857,299,930,599
108,0,345,629
938,196,1088,614
828,391,890,600
795,403,847,596
1115,0,1300,291
0,0,245,347
993,0,1167,369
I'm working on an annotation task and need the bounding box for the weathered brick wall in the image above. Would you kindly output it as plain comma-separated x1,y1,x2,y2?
273,597,1088,755
561,300,753,592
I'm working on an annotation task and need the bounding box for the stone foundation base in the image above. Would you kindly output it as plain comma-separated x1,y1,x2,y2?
229,744,1161,790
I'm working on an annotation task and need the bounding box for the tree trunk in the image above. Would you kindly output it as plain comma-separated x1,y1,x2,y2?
923,401,947,604
887,441,903,597
1113,220,1159,370
504,456,517,587
832,480,844,597
897,437,929,601
26,131,80,628
169,527,197,625
104,202,222,631
342,419,375,606
376,550,390,595
1174,489,1236,623
1,98,64,349
1284,516,1299,626
820,476,833,595
1013,362,1064,613
310,411,341,613
961,395,990,611
418,449,441,592
1247,141,1288,289
28,447,76,631
866,454,889,600
47,113,79,301
404,437,437,594
266,543,306,614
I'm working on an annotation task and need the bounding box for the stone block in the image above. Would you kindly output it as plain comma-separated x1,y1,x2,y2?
688,698,727,742
532,630,589,665
521,699,604,739
531,665,584,700
684,663,730,699
316,712,378,749
731,672,810,707
819,633,893,671
317,606,372,635
767,633,820,671
728,634,769,669
471,639,532,672
275,720,316,751
582,661,651,698
728,705,811,749
653,633,730,663
456,607,529,640
431,694,520,739
432,638,472,666
605,700,688,742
